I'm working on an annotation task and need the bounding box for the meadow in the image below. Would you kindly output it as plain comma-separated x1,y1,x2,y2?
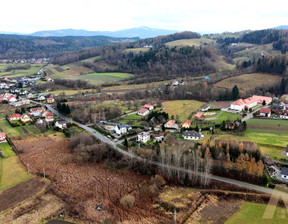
0,156,33,191
0,119,42,137
166,37,215,47
0,142,16,158
0,63,44,78
215,73,282,91
125,48,150,53
226,202,287,224
162,100,205,121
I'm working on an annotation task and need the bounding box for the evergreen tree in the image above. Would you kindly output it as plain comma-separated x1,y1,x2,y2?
232,85,239,100
21,107,25,114
124,137,128,149
195,125,199,132
262,100,266,106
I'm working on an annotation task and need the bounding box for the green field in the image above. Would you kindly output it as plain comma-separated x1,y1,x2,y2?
0,63,44,78
226,202,288,224
163,100,205,122
67,72,133,85
0,142,16,158
247,119,288,129
0,119,42,137
233,43,280,59
166,37,215,47
125,48,150,53
0,156,33,191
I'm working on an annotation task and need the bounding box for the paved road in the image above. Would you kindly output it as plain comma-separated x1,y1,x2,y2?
35,103,288,197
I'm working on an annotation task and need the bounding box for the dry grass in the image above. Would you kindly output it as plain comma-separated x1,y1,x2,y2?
166,38,215,47
215,73,281,91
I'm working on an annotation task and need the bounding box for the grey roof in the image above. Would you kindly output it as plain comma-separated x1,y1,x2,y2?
286,145,288,152
57,120,67,124
281,168,288,176
117,123,131,129
182,130,201,138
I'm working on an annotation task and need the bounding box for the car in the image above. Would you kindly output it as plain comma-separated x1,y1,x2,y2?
93,131,97,134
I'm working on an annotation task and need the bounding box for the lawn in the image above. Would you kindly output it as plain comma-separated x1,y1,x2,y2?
226,201,288,224
0,142,16,158
0,120,43,137
0,156,33,191
247,119,288,129
162,100,205,122
0,119,22,137
0,63,44,78
166,37,215,47
215,73,282,91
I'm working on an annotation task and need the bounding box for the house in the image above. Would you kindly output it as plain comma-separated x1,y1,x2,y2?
0,132,6,142
21,99,30,105
27,93,35,99
180,120,191,129
144,104,154,110
30,111,40,117
182,130,204,140
47,98,55,104
195,112,205,120
45,113,54,122
45,77,54,82
9,96,17,103
259,108,271,117
30,107,46,113
280,168,288,180
55,120,67,129
164,120,179,130
153,133,164,142
138,132,150,143
9,113,21,121
137,108,149,116
200,105,211,112
38,95,46,101
36,118,44,125
172,80,179,86
286,145,288,157
230,95,272,111
20,114,31,123
11,101,23,107
114,123,131,135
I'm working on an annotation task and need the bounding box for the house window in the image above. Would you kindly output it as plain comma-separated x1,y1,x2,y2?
284,175,287,178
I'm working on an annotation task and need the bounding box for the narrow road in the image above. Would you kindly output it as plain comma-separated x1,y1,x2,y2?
38,103,287,197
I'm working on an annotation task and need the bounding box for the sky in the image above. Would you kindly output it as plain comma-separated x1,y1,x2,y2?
1,0,287,34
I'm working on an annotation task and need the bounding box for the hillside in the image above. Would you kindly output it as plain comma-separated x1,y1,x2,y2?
0,34,138,59
30,26,179,38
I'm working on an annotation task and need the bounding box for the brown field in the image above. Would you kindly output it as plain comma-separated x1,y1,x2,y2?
13,135,170,223
214,73,282,91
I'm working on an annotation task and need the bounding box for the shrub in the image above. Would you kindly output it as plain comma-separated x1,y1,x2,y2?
119,194,135,209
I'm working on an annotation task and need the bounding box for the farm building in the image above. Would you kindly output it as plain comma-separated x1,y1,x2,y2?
182,130,204,140
138,132,150,143
144,104,154,110
47,98,55,104
259,108,271,117
200,105,210,112
0,132,6,142
230,95,272,111
137,108,149,116
8,113,21,121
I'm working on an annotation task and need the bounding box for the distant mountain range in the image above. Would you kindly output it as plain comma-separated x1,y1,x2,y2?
271,25,288,30
28,27,179,38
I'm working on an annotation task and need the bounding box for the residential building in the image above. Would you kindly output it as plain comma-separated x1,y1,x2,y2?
114,123,131,135
138,132,150,143
45,113,54,122
137,107,149,116
0,132,6,142
30,107,46,113
180,120,191,129
55,120,67,129
47,98,55,104
286,145,288,157
164,120,179,130
45,77,54,82
259,108,271,117
36,118,44,125
200,105,211,112
195,112,205,120
9,113,21,121
144,104,154,110
20,114,31,123
182,130,204,140
153,133,164,142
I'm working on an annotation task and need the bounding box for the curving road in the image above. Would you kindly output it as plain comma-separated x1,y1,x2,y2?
41,103,287,197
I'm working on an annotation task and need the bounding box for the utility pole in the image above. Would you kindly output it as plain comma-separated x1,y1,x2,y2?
95,184,98,200
27,163,30,174
43,167,45,178
174,208,177,224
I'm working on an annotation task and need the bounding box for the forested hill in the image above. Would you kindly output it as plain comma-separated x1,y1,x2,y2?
0,34,138,59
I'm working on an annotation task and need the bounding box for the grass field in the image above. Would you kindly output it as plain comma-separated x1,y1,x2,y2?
0,63,44,78
166,37,215,47
42,89,95,96
81,56,101,62
234,43,280,59
226,202,288,224
215,73,282,91
0,119,42,137
0,142,16,158
0,156,33,191
163,100,205,121
125,48,150,53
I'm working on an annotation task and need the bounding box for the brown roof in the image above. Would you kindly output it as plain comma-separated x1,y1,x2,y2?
138,108,148,114
260,108,271,114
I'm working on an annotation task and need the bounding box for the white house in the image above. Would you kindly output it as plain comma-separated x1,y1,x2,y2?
144,104,154,110
114,124,131,135
154,133,164,142
230,95,272,111
182,130,204,140
55,120,67,129
259,108,271,117
200,105,211,112
0,132,6,142
138,132,150,143
137,108,149,116
38,95,46,101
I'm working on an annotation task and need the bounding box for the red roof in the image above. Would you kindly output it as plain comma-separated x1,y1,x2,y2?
180,120,191,127
195,112,205,118
232,95,272,106
45,113,54,118
138,108,148,114
0,132,6,138
144,104,153,109
9,113,21,118
260,108,271,114
165,120,176,127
